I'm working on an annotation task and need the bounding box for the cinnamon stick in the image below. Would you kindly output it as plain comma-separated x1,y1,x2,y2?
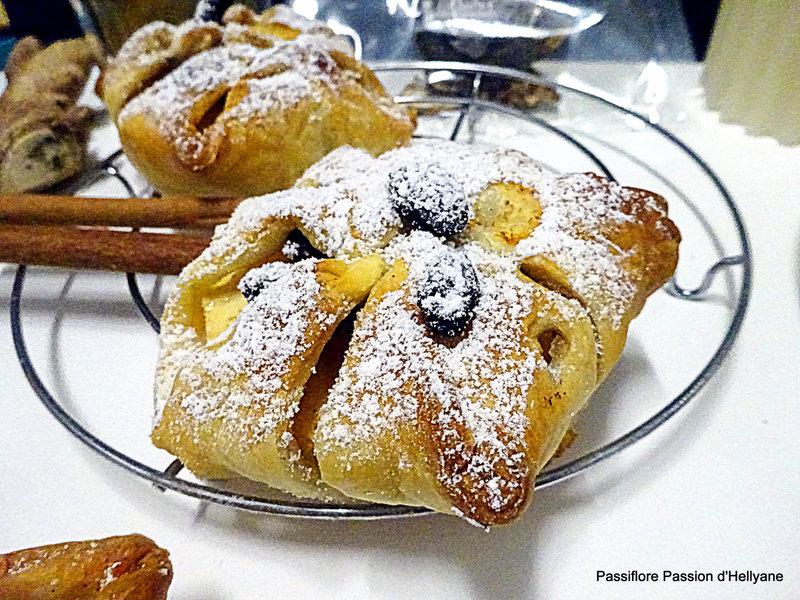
0,225,210,275
0,193,241,228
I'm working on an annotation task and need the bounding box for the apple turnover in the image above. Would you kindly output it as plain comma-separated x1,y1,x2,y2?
153,139,680,525
98,4,415,197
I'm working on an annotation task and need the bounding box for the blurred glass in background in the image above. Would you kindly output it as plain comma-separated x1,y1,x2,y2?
413,0,604,70
5,0,701,64
2,0,718,130
291,0,694,64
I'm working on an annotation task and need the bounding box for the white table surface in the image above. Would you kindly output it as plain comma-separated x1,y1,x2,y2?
2,63,799,600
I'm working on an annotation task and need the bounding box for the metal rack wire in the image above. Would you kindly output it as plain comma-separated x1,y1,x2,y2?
9,61,752,518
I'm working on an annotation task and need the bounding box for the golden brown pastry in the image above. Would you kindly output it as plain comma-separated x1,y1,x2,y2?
153,139,680,525
0,534,172,600
99,4,415,198
0,36,96,193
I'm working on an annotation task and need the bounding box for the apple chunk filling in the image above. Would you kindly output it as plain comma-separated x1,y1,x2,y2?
201,290,247,341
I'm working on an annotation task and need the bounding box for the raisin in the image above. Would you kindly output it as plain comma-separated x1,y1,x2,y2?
238,262,291,302
387,163,469,238
314,55,336,75
283,229,326,262
195,0,232,23
417,250,481,337
239,276,265,302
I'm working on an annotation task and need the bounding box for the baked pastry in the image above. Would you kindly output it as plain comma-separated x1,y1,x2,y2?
0,36,96,193
0,534,172,599
152,139,680,525
98,4,415,198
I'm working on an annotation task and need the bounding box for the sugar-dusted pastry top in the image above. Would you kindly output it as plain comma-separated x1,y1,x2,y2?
98,4,415,198
101,4,412,173
200,139,672,322
103,3,354,119
118,37,408,167
154,139,680,524
316,234,586,517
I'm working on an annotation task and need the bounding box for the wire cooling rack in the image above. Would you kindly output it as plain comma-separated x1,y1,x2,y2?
9,62,752,519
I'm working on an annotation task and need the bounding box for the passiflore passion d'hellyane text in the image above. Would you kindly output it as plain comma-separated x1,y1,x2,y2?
596,570,784,584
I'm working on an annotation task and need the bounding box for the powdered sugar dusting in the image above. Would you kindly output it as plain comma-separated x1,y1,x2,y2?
293,139,643,327
228,69,321,117
164,138,648,430
119,40,340,166
156,137,674,518
174,259,335,439
112,21,174,64
114,11,410,169
316,235,556,509
387,162,470,237
99,561,121,590
515,173,641,327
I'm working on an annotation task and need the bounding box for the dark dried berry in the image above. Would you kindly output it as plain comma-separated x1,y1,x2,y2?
387,163,469,238
239,279,265,302
284,229,326,262
417,250,481,337
239,276,265,302
194,0,232,23
238,263,291,302
314,54,336,75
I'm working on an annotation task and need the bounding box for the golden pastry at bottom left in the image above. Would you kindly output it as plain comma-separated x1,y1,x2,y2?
0,534,172,600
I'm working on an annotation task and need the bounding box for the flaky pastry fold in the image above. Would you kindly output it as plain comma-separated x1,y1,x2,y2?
153,139,679,525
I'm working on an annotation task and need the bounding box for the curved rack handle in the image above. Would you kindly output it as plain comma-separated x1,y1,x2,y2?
667,254,747,300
